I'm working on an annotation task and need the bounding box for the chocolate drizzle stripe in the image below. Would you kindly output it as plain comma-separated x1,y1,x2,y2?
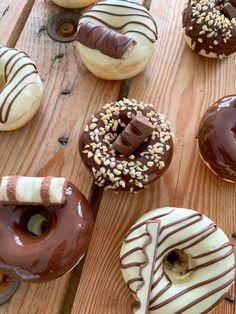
125,232,149,243
127,277,142,287
0,71,37,123
125,210,174,238
192,242,233,259
187,247,234,273
0,49,9,60
150,281,172,306
156,224,217,262
6,62,37,86
158,215,203,246
124,30,156,43
182,225,217,251
4,51,22,79
151,272,164,290
2,83,34,124
149,265,235,311
93,2,152,13
6,176,20,203
174,278,235,314
6,55,30,80
160,213,202,234
121,262,142,269
120,246,143,263
41,177,52,206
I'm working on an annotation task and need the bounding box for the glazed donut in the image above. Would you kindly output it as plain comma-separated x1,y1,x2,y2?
52,0,95,9
0,176,93,282
76,0,158,80
197,95,236,182
79,99,174,192
120,207,235,313
0,47,43,131
182,0,236,58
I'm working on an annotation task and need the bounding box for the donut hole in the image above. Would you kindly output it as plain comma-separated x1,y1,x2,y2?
164,249,194,284
19,206,50,237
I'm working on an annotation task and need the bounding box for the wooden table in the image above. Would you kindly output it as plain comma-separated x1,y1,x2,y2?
0,0,235,313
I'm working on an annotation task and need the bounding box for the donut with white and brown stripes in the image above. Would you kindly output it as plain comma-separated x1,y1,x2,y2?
120,207,235,313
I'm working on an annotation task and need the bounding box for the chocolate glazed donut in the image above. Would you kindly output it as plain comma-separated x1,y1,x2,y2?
197,95,236,182
0,177,93,282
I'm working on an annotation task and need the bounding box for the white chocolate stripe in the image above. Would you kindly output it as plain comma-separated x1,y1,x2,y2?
0,176,67,206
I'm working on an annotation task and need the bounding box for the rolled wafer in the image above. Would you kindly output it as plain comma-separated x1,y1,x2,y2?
0,176,67,206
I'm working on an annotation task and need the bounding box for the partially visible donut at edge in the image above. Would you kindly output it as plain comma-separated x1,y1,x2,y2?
0,176,94,282
79,99,174,192
197,95,236,182
75,0,158,80
182,0,236,58
120,207,235,313
52,0,95,9
0,47,43,131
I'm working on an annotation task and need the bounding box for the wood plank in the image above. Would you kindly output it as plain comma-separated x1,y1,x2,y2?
0,0,121,313
72,0,236,313
0,0,35,47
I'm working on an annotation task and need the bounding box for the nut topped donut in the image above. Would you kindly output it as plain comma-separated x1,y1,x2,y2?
197,95,236,182
183,0,236,58
79,99,174,192
120,207,235,313
0,47,43,131
0,176,93,282
75,0,158,80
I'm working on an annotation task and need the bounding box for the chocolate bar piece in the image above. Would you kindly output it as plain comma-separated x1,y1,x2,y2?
113,112,154,156
75,21,137,59
0,176,67,206
221,3,236,19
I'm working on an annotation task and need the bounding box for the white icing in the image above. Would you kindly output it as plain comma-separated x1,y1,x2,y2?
120,207,235,314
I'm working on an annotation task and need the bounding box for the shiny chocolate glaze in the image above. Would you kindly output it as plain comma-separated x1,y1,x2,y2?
197,95,236,182
182,1,236,57
0,183,93,282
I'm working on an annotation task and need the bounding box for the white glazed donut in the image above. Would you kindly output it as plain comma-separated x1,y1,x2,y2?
120,207,235,314
52,0,95,9
76,0,158,80
0,47,43,131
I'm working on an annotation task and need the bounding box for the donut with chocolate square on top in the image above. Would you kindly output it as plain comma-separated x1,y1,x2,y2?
0,176,93,282
79,99,174,192
182,0,236,58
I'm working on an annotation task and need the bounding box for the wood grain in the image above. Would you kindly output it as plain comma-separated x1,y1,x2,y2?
0,0,121,313
72,0,236,313
0,0,35,47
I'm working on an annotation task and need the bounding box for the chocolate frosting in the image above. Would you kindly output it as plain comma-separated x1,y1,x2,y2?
79,99,173,192
182,0,236,57
197,95,236,182
0,183,93,282
76,21,137,59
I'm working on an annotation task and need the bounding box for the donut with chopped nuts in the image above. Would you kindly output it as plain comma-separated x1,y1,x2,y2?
182,0,236,58
79,99,174,192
